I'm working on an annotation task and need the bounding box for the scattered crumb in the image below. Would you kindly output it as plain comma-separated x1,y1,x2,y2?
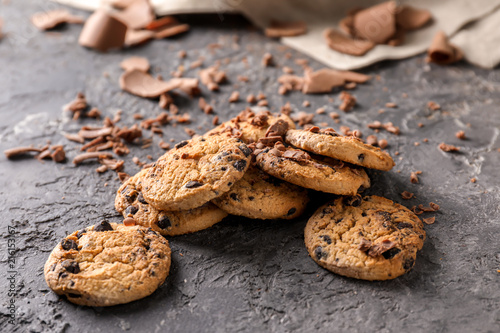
423,217,435,225
470,178,477,183
302,100,310,107
455,130,466,140
385,102,397,108
439,143,460,152
401,191,414,200
427,101,441,110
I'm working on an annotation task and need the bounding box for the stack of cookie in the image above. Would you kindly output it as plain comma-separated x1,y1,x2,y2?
44,109,426,307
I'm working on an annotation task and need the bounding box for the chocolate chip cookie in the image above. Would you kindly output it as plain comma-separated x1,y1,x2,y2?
116,170,228,236
207,109,295,144
44,222,171,306
141,135,251,211
212,166,309,220
254,144,370,195
285,128,395,171
304,195,425,280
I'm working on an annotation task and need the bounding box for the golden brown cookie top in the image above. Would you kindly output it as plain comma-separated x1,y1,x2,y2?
116,170,227,236
141,135,251,211
44,222,171,307
285,128,395,171
305,195,425,281
255,144,370,196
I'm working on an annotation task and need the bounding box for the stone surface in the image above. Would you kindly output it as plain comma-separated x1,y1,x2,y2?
0,1,499,332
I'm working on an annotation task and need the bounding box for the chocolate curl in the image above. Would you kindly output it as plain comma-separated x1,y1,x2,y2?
353,1,397,44
427,31,463,65
78,10,127,52
265,20,307,38
324,28,375,57
119,69,181,98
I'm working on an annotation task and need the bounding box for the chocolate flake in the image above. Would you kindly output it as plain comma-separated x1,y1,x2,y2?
401,191,414,200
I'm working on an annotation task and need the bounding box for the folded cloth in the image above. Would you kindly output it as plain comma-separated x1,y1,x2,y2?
52,0,500,69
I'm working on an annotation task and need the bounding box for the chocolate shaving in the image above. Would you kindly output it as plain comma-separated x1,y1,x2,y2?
78,127,113,140
410,172,419,184
262,53,273,67
439,143,460,152
401,191,414,200
63,133,85,144
427,31,463,65
73,152,113,165
229,91,239,103
339,91,356,112
124,29,155,47
396,6,432,31
120,56,150,72
116,124,142,142
324,28,375,56
4,147,43,159
302,69,345,94
282,149,311,162
31,9,83,31
199,66,226,91
353,1,397,44
265,119,289,138
51,147,66,163
113,0,154,30
154,23,190,39
265,20,307,38
119,70,183,98
78,10,127,52
423,217,435,225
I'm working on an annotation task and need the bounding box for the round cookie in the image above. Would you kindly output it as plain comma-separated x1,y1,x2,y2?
285,128,395,171
304,195,425,281
207,109,295,144
254,145,370,196
116,170,228,236
44,222,171,306
212,166,309,220
141,135,251,211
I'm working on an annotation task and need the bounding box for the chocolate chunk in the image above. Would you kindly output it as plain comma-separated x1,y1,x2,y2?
125,205,139,216
358,153,365,162
320,235,332,245
185,181,203,189
287,207,297,216
157,216,171,229
368,240,397,257
382,247,401,260
358,238,372,252
61,239,78,251
233,160,247,172
344,195,361,207
76,230,86,239
175,140,189,149
396,222,413,229
282,149,311,162
230,193,239,201
62,260,80,274
265,119,289,138
137,193,148,204
238,144,252,157
94,220,113,232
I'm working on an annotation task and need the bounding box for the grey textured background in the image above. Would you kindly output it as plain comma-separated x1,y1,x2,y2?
1,1,499,332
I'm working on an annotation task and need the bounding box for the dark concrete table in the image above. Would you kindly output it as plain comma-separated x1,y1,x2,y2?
1,1,499,332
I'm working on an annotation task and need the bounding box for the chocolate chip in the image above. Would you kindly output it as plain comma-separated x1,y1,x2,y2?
67,293,82,298
125,205,139,216
230,193,239,201
239,144,252,157
314,246,326,260
233,160,247,171
382,247,401,259
175,140,189,149
320,235,332,244
94,220,113,232
249,196,254,201
396,222,413,229
358,153,365,162
227,182,232,186
344,195,361,207
61,239,78,251
287,207,297,216
62,260,80,274
403,257,415,271
137,193,148,204
185,181,203,189
76,230,86,239
221,167,227,171
321,207,333,217
157,216,171,229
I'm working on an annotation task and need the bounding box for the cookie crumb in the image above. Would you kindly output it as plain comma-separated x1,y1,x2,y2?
427,101,441,110
262,53,273,67
385,102,397,108
302,100,311,107
455,130,466,140
229,91,239,103
315,107,326,114
410,172,419,184
339,91,356,112
470,177,477,183
439,143,460,152
378,139,388,149
246,94,257,103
